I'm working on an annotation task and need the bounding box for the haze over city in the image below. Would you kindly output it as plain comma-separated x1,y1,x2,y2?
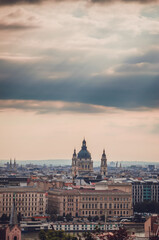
0,0,159,162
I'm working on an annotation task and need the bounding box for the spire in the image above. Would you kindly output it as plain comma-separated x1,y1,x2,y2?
10,193,18,226
102,149,106,158
82,138,87,150
10,158,12,169
73,149,76,157
14,158,16,169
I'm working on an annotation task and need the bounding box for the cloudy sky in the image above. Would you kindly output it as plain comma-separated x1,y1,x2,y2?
0,0,159,163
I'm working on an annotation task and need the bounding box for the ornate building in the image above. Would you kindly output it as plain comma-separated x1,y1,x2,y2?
48,186,133,218
0,187,48,218
72,139,108,178
0,195,21,240
100,149,107,177
72,139,93,177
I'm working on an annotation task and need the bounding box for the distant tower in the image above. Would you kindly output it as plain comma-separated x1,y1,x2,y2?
72,149,78,177
10,158,12,169
100,149,107,177
14,158,16,170
5,193,21,240
120,162,122,169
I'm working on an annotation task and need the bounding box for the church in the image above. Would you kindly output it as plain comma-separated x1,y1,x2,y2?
71,139,107,178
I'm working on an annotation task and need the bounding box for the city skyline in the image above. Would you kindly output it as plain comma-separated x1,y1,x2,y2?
0,0,159,162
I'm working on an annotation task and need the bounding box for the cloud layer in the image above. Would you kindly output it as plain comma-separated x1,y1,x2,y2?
0,0,159,5
0,0,159,112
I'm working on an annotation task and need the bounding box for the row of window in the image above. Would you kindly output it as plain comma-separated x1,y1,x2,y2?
2,201,43,206
82,203,129,209
2,193,44,197
3,198,43,202
56,224,116,231
82,210,129,216
2,207,43,211
82,197,129,201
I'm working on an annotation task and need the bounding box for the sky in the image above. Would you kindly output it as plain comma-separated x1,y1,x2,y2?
0,0,159,163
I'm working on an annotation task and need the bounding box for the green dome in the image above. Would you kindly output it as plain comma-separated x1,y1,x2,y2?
77,139,91,159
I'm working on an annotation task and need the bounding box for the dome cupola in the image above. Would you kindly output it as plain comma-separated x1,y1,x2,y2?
77,139,91,159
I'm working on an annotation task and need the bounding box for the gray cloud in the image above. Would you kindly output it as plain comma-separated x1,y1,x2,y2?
0,0,43,5
0,0,158,5
0,23,38,30
0,56,158,111
0,100,107,114
126,49,159,64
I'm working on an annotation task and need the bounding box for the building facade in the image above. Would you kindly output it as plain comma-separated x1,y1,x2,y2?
0,187,48,218
72,139,108,178
72,139,93,177
132,180,159,205
48,188,133,218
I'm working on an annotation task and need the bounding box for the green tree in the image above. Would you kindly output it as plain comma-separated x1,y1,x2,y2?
100,215,105,222
17,212,22,222
88,215,92,222
65,213,73,222
39,230,47,240
93,215,99,222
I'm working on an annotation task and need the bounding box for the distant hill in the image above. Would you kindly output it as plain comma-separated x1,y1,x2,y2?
0,159,159,167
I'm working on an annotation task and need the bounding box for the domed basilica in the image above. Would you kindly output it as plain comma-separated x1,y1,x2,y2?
72,139,107,178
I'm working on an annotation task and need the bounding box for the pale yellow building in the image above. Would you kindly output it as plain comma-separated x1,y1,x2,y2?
48,187,133,218
0,187,48,218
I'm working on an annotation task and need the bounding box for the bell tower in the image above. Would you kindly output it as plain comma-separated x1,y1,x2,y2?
72,149,78,177
100,149,107,177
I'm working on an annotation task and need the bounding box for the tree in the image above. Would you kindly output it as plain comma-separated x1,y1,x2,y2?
57,216,64,221
65,213,73,222
83,232,94,240
107,228,129,240
51,214,57,222
0,214,9,222
39,230,77,240
17,212,22,222
39,230,47,240
93,215,99,222
88,215,92,222
100,215,105,222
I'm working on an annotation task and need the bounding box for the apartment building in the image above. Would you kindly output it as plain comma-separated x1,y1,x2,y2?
48,188,133,218
0,187,48,218
132,179,159,205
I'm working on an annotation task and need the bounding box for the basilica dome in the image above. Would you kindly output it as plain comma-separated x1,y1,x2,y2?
77,139,91,159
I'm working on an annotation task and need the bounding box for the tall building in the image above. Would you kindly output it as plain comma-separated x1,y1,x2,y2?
72,139,93,177
132,179,159,205
0,187,48,218
100,149,107,177
48,187,133,218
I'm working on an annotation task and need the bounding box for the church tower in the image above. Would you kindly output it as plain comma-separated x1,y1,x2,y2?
100,149,107,177
71,139,93,177
14,158,16,170
72,149,78,177
10,158,12,169
5,193,21,240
